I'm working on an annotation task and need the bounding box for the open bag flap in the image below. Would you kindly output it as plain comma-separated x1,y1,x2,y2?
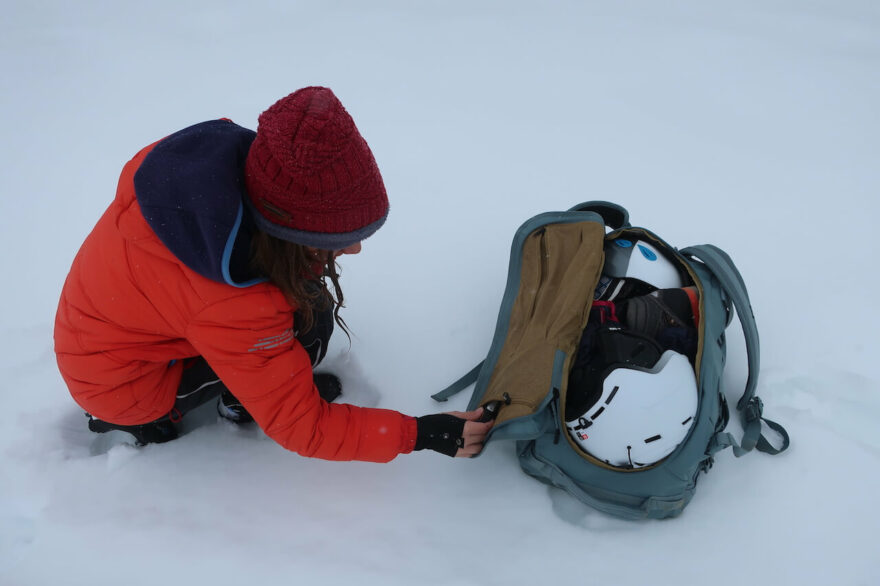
472,215,606,432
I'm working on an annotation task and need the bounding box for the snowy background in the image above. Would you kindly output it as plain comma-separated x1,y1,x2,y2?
2,1,879,584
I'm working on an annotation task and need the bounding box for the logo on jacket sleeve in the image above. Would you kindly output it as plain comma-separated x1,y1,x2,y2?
248,328,294,352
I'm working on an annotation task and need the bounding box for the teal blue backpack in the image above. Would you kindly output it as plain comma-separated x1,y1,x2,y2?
433,201,789,519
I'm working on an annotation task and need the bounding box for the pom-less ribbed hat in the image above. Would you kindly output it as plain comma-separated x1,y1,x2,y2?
244,87,389,250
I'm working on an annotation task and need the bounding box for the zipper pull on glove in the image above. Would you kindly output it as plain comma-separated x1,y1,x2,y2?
414,414,467,457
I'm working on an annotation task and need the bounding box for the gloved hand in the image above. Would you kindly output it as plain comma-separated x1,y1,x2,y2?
414,408,494,457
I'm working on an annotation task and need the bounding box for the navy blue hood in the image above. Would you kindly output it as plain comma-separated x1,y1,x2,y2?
133,119,266,287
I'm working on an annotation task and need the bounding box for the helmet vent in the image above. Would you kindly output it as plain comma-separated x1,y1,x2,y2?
605,385,620,405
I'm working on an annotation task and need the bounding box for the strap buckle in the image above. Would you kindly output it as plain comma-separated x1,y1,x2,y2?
745,396,764,423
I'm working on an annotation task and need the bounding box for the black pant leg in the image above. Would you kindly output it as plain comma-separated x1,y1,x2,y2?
167,357,229,420
89,357,227,436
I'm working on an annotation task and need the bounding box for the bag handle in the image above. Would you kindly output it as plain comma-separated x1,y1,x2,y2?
567,201,631,230
680,244,790,456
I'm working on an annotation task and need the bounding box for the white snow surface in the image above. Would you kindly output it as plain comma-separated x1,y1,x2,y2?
2,1,879,584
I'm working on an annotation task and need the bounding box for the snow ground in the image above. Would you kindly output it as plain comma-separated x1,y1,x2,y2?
1,1,878,584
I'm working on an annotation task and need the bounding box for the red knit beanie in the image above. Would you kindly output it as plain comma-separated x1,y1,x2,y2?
244,87,389,249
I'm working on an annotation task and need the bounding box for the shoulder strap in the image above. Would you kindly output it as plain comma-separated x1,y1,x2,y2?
681,244,758,409
681,244,790,456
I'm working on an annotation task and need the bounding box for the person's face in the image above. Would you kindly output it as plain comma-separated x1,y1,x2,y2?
308,242,362,260
334,242,362,257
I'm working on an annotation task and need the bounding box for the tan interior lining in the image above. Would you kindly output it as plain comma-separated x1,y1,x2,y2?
483,222,606,426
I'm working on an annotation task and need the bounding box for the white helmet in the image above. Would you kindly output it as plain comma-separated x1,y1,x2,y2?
603,239,683,290
566,350,698,468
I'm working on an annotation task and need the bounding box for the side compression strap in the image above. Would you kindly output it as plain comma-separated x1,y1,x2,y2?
431,361,484,402
710,398,790,457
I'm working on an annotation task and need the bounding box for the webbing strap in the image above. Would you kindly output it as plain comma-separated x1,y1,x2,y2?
431,361,484,402
682,244,790,456
746,416,790,455
711,414,791,457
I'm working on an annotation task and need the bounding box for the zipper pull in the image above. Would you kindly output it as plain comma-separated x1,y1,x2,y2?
477,400,503,422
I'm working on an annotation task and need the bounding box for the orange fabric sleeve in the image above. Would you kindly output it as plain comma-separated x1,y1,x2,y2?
186,291,417,462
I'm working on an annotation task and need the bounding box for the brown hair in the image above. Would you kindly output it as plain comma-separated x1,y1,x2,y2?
249,230,350,339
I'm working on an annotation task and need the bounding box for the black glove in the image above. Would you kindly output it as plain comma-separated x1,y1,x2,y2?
414,414,467,457
313,373,342,403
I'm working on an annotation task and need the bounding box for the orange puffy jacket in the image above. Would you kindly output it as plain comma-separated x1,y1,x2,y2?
54,120,417,462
